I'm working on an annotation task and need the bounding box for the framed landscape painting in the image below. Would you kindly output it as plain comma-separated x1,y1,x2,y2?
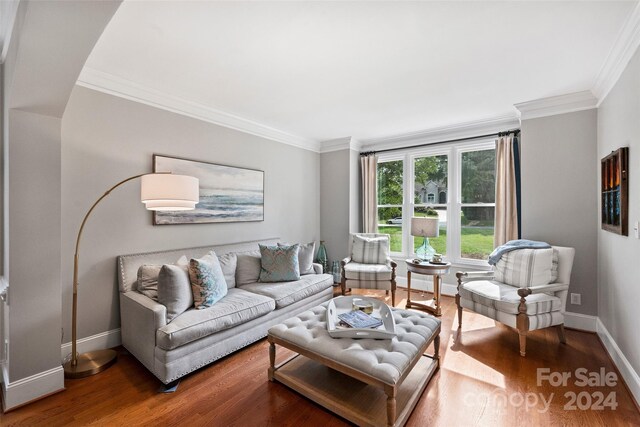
153,154,264,225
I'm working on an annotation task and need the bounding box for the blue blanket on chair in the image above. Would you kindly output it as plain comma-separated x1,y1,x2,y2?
488,239,551,265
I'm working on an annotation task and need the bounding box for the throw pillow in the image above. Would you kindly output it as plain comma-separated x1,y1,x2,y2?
494,248,553,288
278,241,315,275
236,250,262,286
217,252,238,289
189,251,228,309
351,235,390,265
259,244,300,282
158,261,193,322
137,255,188,301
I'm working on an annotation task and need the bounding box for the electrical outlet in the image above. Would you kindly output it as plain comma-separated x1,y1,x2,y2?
570,293,581,305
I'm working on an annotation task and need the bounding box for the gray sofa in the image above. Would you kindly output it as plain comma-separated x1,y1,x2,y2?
117,238,334,384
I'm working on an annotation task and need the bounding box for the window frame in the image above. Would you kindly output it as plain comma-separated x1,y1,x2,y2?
377,138,496,266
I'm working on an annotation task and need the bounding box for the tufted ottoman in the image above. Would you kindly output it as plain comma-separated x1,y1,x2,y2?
267,303,441,427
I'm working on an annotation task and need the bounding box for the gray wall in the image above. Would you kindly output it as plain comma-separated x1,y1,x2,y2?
520,109,598,315
8,109,62,380
597,47,640,376
60,86,320,344
320,149,351,266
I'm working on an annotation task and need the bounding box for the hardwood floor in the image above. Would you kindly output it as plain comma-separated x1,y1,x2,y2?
2,288,639,426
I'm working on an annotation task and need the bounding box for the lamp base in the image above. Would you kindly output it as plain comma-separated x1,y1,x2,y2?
63,349,117,379
416,237,436,262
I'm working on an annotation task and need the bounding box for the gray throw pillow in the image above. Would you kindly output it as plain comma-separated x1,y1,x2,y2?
259,244,300,283
158,263,193,322
278,241,315,275
217,252,237,289
136,255,188,301
236,250,262,286
189,251,228,309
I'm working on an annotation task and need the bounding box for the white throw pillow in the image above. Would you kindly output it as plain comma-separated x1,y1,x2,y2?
494,248,553,288
158,258,193,322
217,252,238,289
236,250,262,286
351,235,390,265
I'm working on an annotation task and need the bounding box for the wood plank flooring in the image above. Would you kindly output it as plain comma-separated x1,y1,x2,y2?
2,287,639,426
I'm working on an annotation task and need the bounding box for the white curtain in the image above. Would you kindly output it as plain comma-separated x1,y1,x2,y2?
361,153,378,233
495,135,518,247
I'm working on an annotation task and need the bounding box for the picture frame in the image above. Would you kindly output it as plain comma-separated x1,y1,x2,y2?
153,154,264,225
600,147,628,235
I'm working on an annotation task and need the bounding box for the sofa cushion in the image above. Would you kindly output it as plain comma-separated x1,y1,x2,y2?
236,250,261,286
239,274,333,309
344,262,392,281
494,248,553,287
279,241,315,275
158,263,193,322
459,280,561,315
259,244,300,282
137,255,188,301
156,288,275,351
189,251,228,309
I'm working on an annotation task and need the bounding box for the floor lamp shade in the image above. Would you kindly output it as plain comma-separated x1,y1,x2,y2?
141,174,200,210
64,172,199,380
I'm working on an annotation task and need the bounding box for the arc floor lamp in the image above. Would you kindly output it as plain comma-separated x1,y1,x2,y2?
63,172,199,379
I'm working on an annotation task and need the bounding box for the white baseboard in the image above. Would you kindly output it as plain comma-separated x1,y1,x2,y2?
596,318,640,407
564,312,597,332
60,328,121,362
1,364,64,412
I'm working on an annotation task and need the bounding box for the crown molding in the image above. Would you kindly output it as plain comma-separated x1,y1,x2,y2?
514,90,597,121
76,67,321,152
358,115,519,152
319,137,362,153
593,1,640,105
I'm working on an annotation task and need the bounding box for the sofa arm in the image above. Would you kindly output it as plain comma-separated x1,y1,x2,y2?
312,263,323,274
120,291,167,372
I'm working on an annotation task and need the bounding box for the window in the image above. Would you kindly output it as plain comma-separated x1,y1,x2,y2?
377,159,403,253
376,140,496,265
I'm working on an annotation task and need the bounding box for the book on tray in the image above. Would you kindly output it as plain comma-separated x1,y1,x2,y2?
337,310,383,329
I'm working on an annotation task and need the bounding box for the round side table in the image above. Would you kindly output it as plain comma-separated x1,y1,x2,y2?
405,259,451,316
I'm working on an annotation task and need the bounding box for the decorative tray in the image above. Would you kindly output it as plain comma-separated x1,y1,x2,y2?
326,296,396,339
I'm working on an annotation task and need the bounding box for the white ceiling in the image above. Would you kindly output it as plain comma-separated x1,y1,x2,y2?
81,1,637,147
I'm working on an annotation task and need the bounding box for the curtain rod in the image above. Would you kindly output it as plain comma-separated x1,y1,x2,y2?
360,128,521,156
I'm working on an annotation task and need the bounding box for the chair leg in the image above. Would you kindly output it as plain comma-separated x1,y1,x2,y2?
391,279,396,307
455,293,462,328
519,332,527,357
557,324,567,344
385,290,389,295
340,278,346,296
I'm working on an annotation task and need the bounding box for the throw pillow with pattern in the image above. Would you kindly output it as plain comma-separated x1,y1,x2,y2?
494,248,553,288
351,235,390,265
259,244,300,282
278,241,315,275
189,251,228,309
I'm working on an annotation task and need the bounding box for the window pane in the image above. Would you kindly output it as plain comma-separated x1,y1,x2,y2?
461,206,495,259
461,149,496,203
377,160,403,205
414,155,448,204
413,206,447,256
377,207,402,252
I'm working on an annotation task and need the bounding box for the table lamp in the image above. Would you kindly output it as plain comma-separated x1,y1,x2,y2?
63,172,199,379
411,217,439,262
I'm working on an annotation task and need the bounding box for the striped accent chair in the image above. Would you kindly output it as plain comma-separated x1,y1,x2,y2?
341,233,397,306
456,246,575,357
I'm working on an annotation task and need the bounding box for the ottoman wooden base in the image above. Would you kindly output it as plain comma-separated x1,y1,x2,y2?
271,352,437,427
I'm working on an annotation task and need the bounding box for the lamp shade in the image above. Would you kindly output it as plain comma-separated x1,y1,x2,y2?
140,173,199,211
411,216,439,238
